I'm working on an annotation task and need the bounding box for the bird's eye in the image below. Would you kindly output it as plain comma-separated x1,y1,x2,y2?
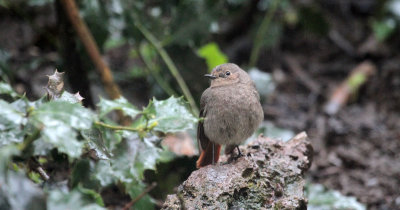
225,71,231,76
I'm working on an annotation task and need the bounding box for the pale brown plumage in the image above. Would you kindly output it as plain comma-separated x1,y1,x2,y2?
196,63,264,168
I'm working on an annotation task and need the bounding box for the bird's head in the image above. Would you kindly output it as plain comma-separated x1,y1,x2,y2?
205,63,250,87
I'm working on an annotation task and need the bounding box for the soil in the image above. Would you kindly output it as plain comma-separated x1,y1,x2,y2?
249,5,400,210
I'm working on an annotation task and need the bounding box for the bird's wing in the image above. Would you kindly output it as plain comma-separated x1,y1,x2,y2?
197,109,210,152
197,90,211,152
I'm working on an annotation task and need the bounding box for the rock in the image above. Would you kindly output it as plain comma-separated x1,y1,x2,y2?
162,132,313,210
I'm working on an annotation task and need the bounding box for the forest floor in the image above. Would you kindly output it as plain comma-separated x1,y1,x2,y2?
256,17,400,210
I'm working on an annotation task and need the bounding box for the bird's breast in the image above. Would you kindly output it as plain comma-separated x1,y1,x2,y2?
203,85,263,145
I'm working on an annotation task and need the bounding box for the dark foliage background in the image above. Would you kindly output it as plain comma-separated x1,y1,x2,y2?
1,0,400,209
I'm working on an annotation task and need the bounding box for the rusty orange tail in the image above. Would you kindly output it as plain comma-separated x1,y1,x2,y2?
196,142,221,168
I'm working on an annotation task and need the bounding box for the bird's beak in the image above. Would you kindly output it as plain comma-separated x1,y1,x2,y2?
204,74,217,80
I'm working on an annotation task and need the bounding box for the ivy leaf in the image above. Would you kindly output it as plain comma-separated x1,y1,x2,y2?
197,42,228,71
97,96,140,119
30,101,95,158
145,96,198,133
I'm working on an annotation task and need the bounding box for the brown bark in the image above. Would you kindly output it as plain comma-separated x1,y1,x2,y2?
59,0,121,100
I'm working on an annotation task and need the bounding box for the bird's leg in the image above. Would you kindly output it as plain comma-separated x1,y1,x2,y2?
212,142,215,165
236,145,243,158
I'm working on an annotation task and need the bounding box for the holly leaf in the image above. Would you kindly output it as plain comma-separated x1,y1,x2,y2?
0,82,18,98
57,91,84,104
145,96,198,133
0,100,26,146
97,96,140,119
30,101,95,158
81,128,112,160
0,171,46,210
93,134,166,185
125,181,154,210
47,188,105,210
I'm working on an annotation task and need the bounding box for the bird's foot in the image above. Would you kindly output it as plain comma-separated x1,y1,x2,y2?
227,146,244,162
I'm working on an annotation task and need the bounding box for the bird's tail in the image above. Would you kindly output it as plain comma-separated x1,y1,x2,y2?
196,142,221,168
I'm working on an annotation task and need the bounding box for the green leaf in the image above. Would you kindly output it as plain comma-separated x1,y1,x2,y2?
32,138,54,156
57,91,84,104
92,160,116,187
197,42,228,71
125,181,154,209
0,171,46,210
81,128,112,160
30,101,95,158
0,82,18,98
93,135,164,185
47,188,106,210
97,96,140,119
145,96,198,133
248,68,276,97
0,100,26,146
306,184,366,210
0,145,19,174
257,121,294,142
28,0,54,6
132,136,163,179
32,101,94,130
0,145,45,210
41,124,83,158
372,18,396,42
77,185,105,207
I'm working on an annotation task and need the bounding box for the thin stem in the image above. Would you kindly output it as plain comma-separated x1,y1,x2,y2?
134,21,199,116
95,121,142,132
20,129,41,151
137,45,177,96
249,0,280,67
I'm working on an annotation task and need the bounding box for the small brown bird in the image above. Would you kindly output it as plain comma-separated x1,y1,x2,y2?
196,63,264,168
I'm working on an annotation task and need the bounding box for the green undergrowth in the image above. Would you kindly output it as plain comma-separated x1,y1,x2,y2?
0,70,198,209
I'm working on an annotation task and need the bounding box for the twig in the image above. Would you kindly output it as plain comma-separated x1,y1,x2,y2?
249,0,280,67
123,182,157,210
328,30,355,56
36,166,50,181
137,46,177,96
284,55,321,94
324,61,376,115
134,20,199,116
60,0,121,100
